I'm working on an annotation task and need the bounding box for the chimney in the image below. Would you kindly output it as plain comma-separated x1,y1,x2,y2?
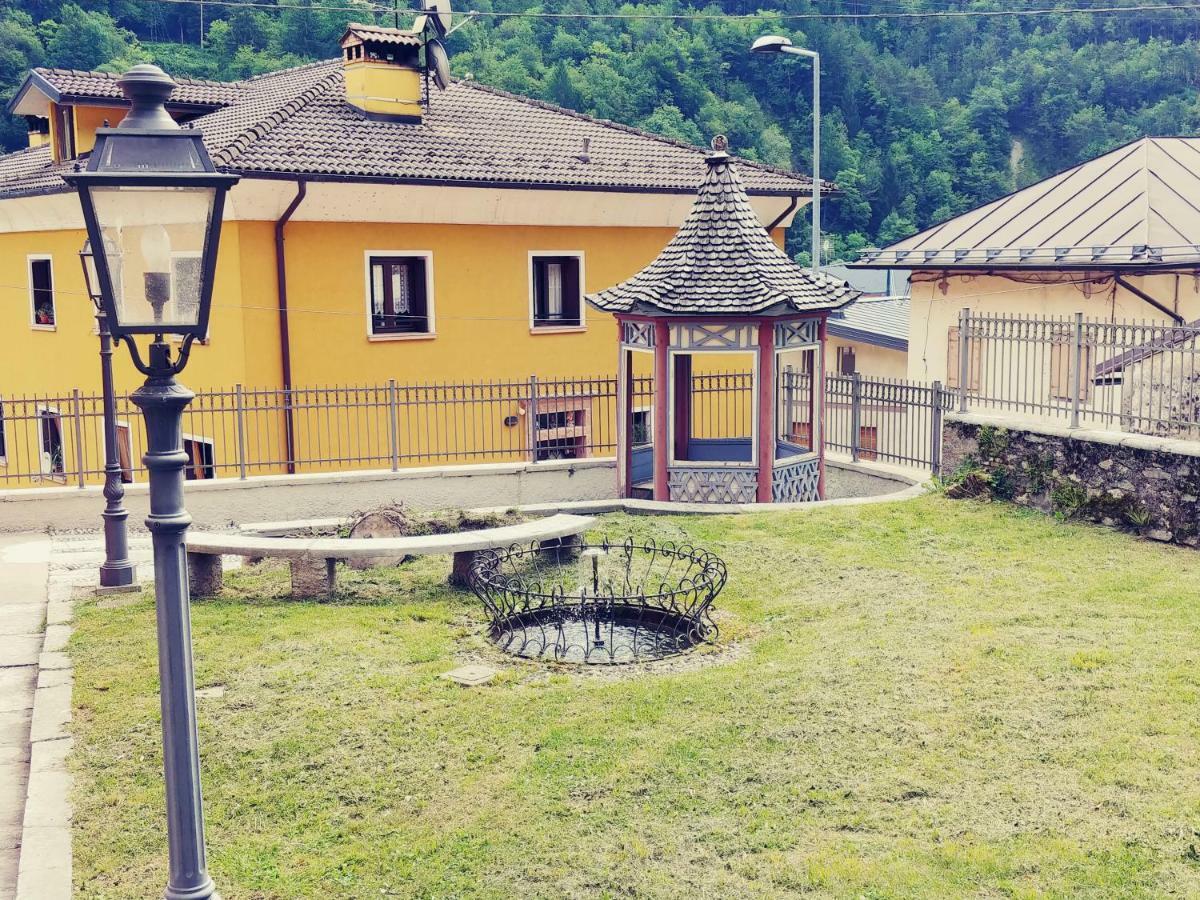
340,23,425,122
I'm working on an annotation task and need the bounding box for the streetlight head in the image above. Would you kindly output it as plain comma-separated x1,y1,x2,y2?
751,34,793,53
64,65,239,348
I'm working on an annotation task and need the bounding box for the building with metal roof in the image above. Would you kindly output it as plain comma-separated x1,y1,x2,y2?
853,136,1200,385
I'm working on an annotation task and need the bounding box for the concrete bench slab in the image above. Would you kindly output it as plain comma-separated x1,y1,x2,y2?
185,514,594,599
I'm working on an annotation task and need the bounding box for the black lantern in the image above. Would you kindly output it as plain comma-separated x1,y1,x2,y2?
66,64,237,355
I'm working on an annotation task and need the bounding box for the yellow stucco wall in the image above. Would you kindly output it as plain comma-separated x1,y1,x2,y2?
907,272,1200,383
72,104,128,156
827,337,907,379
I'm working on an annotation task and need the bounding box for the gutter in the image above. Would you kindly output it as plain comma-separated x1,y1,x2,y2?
274,179,307,474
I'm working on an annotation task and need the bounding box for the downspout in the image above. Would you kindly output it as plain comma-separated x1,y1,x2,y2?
765,194,801,234
275,180,307,474
1114,275,1184,324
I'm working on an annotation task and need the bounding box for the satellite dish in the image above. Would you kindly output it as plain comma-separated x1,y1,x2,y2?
425,0,452,36
427,38,451,90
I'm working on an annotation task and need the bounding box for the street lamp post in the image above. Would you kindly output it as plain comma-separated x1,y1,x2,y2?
66,64,238,900
80,240,137,592
751,35,821,272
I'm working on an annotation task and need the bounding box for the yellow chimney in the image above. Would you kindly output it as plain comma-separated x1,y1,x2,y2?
340,23,425,122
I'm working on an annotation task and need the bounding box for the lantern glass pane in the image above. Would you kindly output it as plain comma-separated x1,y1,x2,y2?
97,133,206,173
91,185,215,329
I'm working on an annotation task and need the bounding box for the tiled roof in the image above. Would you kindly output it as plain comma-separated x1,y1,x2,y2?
586,153,859,316
31,66,243,107
858,137,1200,270
827,295,909,350
0,59,818,200
342,23,423,46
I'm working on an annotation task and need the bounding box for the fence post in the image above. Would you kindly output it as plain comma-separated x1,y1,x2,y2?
930,380,944,478
958,307,971,414
71,388,86,489
234,383,248,480
527,375,539,463
1069,311,1083,429
850,372,862,462
388,378,399,472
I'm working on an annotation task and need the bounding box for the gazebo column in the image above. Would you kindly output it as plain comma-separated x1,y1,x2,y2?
653,319,671,501
756,320,775,503
816,317,827,499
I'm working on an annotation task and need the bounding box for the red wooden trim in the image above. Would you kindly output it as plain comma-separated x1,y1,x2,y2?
756,322,775,503
817,316,828,499
653,319,670,501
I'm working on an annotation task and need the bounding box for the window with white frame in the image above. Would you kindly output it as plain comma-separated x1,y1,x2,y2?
29,256,55,328
183,436,215,480
631,408,652,447
38,408,65,480
367,254,432,336
531,254,583,328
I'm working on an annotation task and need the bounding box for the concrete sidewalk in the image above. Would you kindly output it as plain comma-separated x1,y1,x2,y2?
0,535,50,899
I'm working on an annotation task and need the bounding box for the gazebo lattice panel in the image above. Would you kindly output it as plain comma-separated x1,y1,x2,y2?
771,457,821,503
669,467,758,504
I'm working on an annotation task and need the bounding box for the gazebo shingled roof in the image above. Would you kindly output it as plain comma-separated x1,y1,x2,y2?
587,151,861,316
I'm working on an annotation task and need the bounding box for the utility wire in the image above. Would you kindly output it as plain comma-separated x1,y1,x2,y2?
138,0,1200,21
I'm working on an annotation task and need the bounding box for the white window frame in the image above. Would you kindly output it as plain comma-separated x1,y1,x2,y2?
28,254,56,332
363,250,436,342
36,405,65,482
631,405,653,448
182,433,216,480
528,251,586,334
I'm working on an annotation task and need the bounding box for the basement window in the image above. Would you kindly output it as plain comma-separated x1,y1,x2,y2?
183,436,216,480
531,254,583,329
367,254,433,337
38,408,65,481
29,256,55,329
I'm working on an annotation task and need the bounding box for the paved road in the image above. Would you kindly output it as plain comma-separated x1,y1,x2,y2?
0,536,50,899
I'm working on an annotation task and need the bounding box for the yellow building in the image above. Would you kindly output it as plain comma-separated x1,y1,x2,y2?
0,24,814,486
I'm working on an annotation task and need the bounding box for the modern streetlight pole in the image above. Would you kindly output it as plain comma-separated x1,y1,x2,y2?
751,35,821,272
67,64,238,900
80,240,137,592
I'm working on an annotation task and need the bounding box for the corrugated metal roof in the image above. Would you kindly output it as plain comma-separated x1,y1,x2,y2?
586,153,859,316
857,137,1200,270
827,295,909,350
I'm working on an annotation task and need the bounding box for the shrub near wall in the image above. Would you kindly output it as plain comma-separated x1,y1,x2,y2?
942,415,1200,548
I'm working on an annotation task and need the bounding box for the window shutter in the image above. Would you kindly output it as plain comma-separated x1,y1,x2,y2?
533,259,548,322
562,257,581,323
946,326,961,389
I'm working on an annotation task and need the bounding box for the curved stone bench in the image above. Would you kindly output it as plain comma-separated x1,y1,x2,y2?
185,514,595,599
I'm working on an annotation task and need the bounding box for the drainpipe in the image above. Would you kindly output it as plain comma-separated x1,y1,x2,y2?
275,180,306,474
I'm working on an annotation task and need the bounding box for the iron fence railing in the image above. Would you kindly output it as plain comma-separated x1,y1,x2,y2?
956,309,1200,438
0,370,949,489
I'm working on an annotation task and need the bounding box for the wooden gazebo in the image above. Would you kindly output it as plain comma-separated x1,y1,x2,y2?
587,145,860,504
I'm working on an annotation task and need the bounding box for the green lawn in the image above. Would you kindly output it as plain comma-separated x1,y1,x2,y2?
70,496,1200,898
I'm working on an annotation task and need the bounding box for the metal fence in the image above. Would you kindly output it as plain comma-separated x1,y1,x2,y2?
957,309,1200,438
0,370,948,489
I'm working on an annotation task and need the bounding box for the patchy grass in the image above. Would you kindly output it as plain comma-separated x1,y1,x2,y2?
70,496,1200,898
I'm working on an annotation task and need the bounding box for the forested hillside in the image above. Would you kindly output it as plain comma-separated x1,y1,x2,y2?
2,0,1199,260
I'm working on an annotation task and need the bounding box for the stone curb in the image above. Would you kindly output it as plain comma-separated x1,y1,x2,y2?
15,593,72,899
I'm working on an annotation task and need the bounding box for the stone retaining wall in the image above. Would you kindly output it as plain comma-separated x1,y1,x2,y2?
943,413,1200,548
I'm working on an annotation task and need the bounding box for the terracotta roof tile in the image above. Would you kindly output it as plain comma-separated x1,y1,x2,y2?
0,59,817,199
32,66,243,107
342,23,423,46
587,154,858,315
